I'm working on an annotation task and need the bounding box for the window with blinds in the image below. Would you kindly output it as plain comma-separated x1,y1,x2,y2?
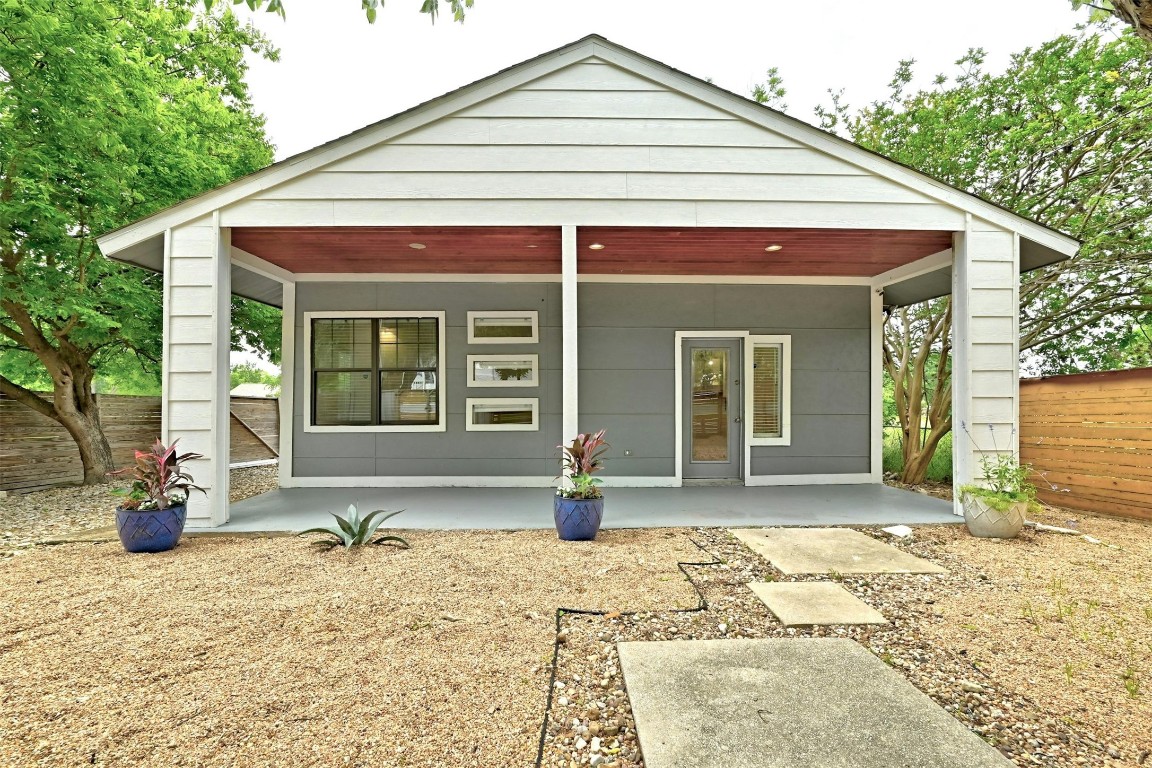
751,344,782,439
310,315,442,429
747,336,791,446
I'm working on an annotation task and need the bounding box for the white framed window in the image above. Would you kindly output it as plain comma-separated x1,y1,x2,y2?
305,310,446,433
465,397,539,431
467,310,539,344
467,354,539,388
745,335,791,446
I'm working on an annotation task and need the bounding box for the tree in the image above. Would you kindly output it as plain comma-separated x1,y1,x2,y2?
1,0,278,483
1072,1,1152,45
211,0,474,24
230,362,281,396
768,30,1152,482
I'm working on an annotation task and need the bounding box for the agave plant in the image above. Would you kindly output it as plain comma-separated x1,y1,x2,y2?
109,439,206,510
299,504,409,550
557,428,609,500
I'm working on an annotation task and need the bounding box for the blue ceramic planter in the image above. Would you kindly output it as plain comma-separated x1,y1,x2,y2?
553,496,604,541
115,504,187,553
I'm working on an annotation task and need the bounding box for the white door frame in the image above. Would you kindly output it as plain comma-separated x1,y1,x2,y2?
674,330,750,485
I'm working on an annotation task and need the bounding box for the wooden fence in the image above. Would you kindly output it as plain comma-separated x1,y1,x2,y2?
1019,368,1151,521
0,393,279,493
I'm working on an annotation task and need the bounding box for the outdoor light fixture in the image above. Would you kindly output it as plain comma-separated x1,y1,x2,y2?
764,244,783,252
408,242,426,250
589,243,606,250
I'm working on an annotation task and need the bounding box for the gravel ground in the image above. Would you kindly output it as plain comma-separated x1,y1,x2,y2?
542,523,1146,768
0,529,701,767
0,464,278,557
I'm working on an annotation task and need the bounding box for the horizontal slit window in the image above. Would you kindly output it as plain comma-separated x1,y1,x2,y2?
466,398,539,431
467,311,539,344
467,354,539,387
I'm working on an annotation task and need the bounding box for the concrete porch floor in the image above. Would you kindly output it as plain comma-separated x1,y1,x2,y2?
191,484,957,533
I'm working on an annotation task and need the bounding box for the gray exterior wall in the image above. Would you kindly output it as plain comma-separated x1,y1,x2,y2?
293,281,872,479
293,282,562,477
578,284,872,477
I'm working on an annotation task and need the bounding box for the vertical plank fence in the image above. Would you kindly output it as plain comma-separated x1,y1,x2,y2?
0,393,278,493
1019,368,1151,521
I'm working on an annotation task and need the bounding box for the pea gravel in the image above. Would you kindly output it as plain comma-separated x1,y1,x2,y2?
0,529,701,767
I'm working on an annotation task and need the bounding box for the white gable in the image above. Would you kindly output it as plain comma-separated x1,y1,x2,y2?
227,57,958,231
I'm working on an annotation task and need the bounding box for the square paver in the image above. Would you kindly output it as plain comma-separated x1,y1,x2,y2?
748,581,888,626
618,638,1012,768
731,527,946,575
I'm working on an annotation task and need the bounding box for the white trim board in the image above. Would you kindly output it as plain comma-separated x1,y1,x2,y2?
302,310,447,434
744,335,792,447
744,472,877,487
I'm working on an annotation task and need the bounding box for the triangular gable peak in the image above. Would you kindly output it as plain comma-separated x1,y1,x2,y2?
98,35,1077,267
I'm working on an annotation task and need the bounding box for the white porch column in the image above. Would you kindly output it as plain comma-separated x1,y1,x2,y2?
277,281,296,489
163,213,231,527
561,225,579,441
951,215,1020,514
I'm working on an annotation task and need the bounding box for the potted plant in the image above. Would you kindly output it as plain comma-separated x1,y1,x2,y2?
554,429,608,541
110,439,205,553
959,449,1037,539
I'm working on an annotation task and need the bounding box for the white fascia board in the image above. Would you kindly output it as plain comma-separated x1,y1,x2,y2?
587,43,1079,257
97,43,601,257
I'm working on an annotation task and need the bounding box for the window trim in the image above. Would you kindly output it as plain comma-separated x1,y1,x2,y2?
744,335,791,446
467,310,539,344
304,310,446,433
466,354,540,388
465,397,540,432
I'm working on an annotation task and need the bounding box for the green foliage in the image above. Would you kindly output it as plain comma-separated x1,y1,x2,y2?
959,426,1038,510
751,67,788,112
110,439,206,511
819,31,1152,374
299,504,409,550
557,429,609,500
883,429,953,482
230,362,281,394
0,0,280,473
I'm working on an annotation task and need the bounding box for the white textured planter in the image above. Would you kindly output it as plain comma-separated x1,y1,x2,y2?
961,494,1026,539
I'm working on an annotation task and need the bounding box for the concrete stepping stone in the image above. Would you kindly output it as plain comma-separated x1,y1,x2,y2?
748,581,888,626
617,638,1012,768
731,527,946,575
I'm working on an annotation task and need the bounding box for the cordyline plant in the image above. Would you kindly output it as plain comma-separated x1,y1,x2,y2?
299,504,409,550
557,429,609,500
109,439,206,511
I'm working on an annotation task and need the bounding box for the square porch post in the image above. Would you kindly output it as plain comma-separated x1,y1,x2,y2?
561,225,579,441
951,216,1021,514
162,213,231,526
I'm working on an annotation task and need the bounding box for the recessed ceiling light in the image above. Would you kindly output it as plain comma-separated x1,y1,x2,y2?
589,243,606,250
408,242,426,250
526,244,538,249
764,244,783,252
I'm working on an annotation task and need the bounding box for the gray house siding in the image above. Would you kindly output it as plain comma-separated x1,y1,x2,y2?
577,283,872,477
292,281,562,477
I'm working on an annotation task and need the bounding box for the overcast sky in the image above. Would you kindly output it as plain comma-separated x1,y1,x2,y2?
229,0,1089,372
236,0,1087,161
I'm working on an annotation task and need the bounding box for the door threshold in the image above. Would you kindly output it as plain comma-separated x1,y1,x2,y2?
682,478,744,487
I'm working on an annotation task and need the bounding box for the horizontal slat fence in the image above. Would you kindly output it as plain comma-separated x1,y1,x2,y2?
1019,368,1151,521
0,393,279,493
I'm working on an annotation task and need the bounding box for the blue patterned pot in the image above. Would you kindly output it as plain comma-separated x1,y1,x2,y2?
554,496,604,541
115,505,187,553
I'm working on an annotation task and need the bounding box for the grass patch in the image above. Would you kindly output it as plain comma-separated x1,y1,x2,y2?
882,428,953,482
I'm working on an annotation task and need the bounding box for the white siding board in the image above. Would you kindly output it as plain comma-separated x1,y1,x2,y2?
168,285,218,315
695,201,965,229
968,259,1015,288
169,317,215,344
219,200,335,227
326,144,654,173
971,370,1015,398
520,62,664,91
971,397,1016,424
971,343,1015,371
328,199,700,226
168,372,215,401
459,90,728,120
391,118,491,145
482,118,803,148
648,146,867,176
167,344,215,372
256,172,630,201
169,257,217,287
969,316,1014,343
169,400,214,428
625,172,936,204
969,288,1015,316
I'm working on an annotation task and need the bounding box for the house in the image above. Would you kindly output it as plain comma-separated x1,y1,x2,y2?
96,35,1078,527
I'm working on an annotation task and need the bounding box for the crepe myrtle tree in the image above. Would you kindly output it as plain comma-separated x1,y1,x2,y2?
757,30,1152,482
0,0,279,484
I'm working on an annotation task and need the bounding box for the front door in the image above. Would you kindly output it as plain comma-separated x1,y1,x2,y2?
682,339,743,480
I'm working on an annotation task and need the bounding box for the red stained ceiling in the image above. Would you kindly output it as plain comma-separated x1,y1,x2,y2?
231,226,953,277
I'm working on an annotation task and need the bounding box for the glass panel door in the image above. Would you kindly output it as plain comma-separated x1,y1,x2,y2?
682,339,743,480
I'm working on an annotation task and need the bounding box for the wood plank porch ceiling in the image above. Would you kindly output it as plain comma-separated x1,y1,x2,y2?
230,226,953,276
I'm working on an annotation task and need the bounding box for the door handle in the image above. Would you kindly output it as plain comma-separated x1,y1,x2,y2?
734,417,741,423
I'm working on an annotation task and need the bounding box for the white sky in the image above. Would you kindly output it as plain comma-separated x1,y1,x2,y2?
229,0,1087,371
